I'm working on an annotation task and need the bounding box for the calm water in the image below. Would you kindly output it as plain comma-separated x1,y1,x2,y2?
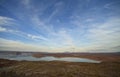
0,54,101,63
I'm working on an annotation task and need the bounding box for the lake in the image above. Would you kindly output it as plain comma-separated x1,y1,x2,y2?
0,54,101,63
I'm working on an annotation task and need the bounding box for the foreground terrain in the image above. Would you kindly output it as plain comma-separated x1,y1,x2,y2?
33,52,120,62
0,53,120,77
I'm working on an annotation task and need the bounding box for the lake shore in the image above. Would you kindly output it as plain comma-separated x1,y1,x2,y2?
33,52,120,62
0,52,120,77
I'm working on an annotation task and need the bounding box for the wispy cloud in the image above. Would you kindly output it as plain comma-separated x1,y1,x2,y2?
68,15,120,52
0,38,73,52
0,26,49,42
21,0,31,9
47,1,64,22
0,27,7,32
86,17,120,52
104,1,120,9
0,16,49,43
30,15,74,47
55,29,74,46
88,17,120,41
0,16,15,26
0,38,47,51
27,34,49,41
0,0,120,52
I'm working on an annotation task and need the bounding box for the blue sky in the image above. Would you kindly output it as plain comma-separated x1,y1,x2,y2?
0,0,120,52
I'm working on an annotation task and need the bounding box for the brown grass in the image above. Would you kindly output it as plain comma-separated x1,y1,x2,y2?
33,53,120,62
0,58,120,77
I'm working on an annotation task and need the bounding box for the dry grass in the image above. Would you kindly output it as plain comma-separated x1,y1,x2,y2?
33,53,120,62
0,59,120,77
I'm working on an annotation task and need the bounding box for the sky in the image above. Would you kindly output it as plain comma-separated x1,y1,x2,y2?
0,0,120,52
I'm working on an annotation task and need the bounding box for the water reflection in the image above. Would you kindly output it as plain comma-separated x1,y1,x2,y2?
0,55,101,63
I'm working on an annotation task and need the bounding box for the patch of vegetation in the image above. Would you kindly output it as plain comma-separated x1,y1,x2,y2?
0,59,120,77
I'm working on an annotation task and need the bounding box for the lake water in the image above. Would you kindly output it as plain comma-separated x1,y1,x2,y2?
0,55,101,63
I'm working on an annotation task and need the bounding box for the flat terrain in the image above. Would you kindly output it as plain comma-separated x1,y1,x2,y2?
0,53,120,77
33,52,120,62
